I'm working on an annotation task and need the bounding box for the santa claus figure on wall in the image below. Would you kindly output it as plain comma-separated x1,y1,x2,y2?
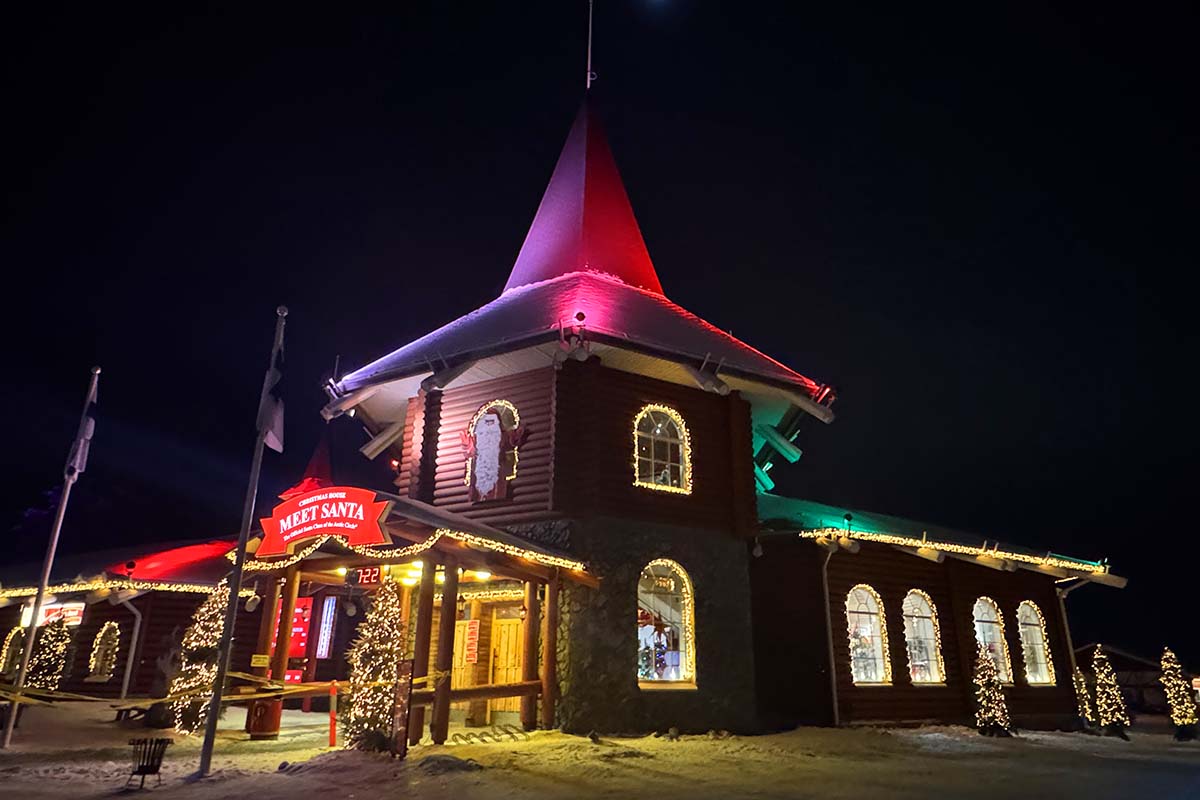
461,400,527,502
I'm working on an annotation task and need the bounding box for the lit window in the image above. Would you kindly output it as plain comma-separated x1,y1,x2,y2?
901,590,944,684
845,584,891,684
1016,601,1055,685
464,399,523,502
637,559,696,686
633,405,692,494
87,621,121,681
972,597,1013,683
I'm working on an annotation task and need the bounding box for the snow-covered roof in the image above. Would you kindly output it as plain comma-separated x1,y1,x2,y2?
336,103,827,405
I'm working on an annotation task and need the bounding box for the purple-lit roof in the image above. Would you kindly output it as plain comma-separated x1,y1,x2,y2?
337,104,825,401
338,270,821,396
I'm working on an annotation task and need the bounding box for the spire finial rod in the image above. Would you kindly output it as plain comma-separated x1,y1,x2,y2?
586,0,596,90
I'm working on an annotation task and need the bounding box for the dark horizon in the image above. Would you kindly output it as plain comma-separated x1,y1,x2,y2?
1,4,1189,664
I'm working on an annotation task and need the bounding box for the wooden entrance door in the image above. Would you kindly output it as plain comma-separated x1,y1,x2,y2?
451,620,474,710
489,615,524,718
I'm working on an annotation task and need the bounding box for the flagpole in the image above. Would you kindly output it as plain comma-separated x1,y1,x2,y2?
197,306,287,777
2,366,101,749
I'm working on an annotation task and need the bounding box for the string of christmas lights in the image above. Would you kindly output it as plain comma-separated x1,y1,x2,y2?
88,621,120,679
799,528,1109,575
464,399,522,488
972,644,1012,737
171,580,230,735
1072,667,1096,728
1092,645,1130,739
1160,647,1198,741
0,576,252,600
346,580,407,750
237,526,587,573
632,404,693,495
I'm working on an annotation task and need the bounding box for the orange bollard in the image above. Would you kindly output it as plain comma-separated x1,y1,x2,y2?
329,681,337,747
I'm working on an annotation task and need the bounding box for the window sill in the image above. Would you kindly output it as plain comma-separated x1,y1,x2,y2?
910,682,948,688
1027,682,1056,688
638,681,698,692
850,682,893,687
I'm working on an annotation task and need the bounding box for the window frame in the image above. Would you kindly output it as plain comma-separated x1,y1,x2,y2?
1016,600,1056,686
844,584,892,686
87,620,121,681
632,404,693,495
972,596,1014,685
901,589,945,685
636,558,697,690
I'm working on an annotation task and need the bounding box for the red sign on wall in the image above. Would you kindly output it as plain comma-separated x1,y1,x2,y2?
271,596,313,659
463,619,480,665
257,486,392,557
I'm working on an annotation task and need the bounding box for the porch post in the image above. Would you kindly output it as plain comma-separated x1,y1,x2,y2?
408,560,437,746
540,570,559,729
244,574,282,733
519,580,540,730
430,556,459,744
270,565,301,683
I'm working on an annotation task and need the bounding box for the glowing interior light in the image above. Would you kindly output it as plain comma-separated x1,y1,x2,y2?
472,571,491,581
400,577,418,587
435,572,446,584
336,566,348,576
413,560,424,569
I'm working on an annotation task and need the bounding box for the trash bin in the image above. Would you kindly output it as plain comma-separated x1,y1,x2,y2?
246,697,283,740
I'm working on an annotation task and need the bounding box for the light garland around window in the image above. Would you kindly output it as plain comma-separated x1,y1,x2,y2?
846,583,892,685
632,404,693,495
640,558,696,684
464,399,522,488
902,589,945,684
88,620,121,678
973,596,1014,684
1017,600,1055,686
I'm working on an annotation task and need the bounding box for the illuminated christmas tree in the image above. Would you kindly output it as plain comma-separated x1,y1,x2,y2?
171,580,230,735
1072,667,1096,729
27,619,73,692
346,580,407,751
973,645,1012,737
0,626,24,677
1092,645,1129,740
1160,648,1198,742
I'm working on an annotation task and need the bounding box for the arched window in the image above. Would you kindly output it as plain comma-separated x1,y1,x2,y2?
845,584,891,684
633,405,692,494
972,597,1012,683
901,590,944,684
1016,601,1055,685
636,559,696,685
0,626,24,677
463,399,524,502
87,621,121,682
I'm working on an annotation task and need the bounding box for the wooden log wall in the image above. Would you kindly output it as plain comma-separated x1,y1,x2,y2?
552,358,757,534
751,537,1078,728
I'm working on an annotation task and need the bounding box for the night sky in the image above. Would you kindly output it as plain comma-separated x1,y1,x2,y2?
2,5,1191,664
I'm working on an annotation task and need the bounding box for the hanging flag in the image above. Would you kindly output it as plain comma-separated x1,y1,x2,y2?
257,331,285,453
65,371,99,476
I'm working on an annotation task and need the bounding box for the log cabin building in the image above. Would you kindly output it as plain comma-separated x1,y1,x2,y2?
2,102,1126,740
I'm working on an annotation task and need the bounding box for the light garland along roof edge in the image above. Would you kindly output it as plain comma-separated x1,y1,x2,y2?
756,492,1124,585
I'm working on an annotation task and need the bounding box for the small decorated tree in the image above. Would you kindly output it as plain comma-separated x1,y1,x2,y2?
88,621,121,680
170,580,230,735
973,645,1012,737
1092,645,1130,740
346,580,407,751
1072,667,1096,731
27,619,73,692
1160,648,1198,742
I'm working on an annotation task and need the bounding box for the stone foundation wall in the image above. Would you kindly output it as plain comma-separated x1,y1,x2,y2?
511,517,758,735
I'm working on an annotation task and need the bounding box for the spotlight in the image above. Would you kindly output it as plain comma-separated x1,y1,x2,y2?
245,594,261,612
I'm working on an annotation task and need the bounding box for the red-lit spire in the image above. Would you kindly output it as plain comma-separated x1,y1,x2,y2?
504,103,664,296
278,431,334,500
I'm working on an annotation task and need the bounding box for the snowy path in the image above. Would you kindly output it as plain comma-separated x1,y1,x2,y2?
1,705,1198,799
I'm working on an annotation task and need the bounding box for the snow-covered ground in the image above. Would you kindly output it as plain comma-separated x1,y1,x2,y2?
2,704,1198,799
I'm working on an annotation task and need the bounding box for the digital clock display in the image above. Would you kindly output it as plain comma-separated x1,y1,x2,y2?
347,566,382,586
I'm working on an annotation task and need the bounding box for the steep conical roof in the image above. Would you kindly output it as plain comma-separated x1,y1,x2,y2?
505,103,663,296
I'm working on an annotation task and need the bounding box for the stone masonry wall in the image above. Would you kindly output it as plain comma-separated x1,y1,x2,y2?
509,516,758,735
